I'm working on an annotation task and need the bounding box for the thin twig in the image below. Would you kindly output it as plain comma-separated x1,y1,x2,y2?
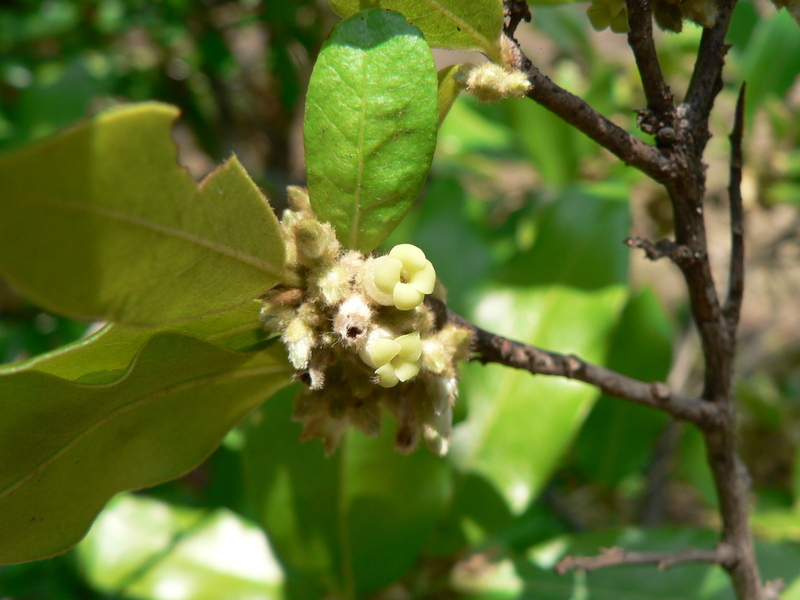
626,0,675,117
501,34,674,183
724,84,746,332
555,542,737,575
685,0,738,129
504,0,531,37
426,298,716,427
626,236,695,265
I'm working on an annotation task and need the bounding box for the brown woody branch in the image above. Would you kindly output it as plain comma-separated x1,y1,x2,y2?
555,543,737,575
626,236,695,265
502,37,674,183
685,0,738,129
426,298,716,427
724,84,746,333
626,0,675,116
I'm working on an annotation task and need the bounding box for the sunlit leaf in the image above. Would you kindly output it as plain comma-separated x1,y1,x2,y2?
0,332,291,564
451,186,630,511
329,0,504,61
241,386,452,598
305,9,438,253
76,494,283,600
0,102,291,326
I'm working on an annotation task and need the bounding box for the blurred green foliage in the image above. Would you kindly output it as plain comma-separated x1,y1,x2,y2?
2,0,800,599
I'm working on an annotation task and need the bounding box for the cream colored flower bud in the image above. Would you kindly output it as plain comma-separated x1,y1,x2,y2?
359,328,422,388
364,244,436,311
464,63,532,103
283,317,315,370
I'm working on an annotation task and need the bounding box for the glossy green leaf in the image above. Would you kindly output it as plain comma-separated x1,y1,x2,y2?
329,0,503,61
451,186,630,511
0,332,292,564
241,386,452,598
304,9,438,253
76,494,283,600
0,102,292,326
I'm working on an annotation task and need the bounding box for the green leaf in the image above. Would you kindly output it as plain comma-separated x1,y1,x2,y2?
304,8,438,253
242,386,452,598
438,64,467,126
11,301,271,382
329,0,504,61
0,332,291,564
740,10,800,121
573,288,674,488
0,102,292,326
451,186,630,511
76,494,284,600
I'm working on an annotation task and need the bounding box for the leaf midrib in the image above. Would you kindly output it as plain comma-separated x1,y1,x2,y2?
420,0,501,61
24,196,294,284
0,362,289,501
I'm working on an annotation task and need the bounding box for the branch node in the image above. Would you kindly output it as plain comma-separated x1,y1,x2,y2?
626,237,695,266
650,381,671,401
564,355,582,378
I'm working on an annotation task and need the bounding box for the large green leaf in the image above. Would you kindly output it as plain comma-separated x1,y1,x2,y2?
304,9,438,253
329,0,503,62
241,386,452,599
0,332,292,564
10,301,271,381
451,186,631,511
0,102,292,326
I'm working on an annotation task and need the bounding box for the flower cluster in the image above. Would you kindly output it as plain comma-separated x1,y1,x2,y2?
260,187,471,455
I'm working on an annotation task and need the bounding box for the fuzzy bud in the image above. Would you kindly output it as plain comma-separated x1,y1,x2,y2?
463,63,532,103
314,262,351,306
283,317,316,370
294,219,340,267
333,294,374,348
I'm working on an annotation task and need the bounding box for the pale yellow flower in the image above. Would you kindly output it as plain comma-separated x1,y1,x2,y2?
365,244,436,310
359,328,422,388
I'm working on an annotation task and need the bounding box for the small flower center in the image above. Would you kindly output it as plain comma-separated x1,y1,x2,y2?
400,268,409,283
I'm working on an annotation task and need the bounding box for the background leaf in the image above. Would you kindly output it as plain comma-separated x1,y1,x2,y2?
242,386,452,599
0,102,290,326
304,8,438,253
329,0,504,61
75,494,283,600
450,186,631,511
0,331,291,564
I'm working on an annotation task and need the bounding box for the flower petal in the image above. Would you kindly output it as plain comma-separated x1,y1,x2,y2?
390,244,427,272
394,333,422,361
373,257,403,295
410,261,436,294
393,282,424,310
366,338,401,368
375,364,400,388
392,359,421,382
